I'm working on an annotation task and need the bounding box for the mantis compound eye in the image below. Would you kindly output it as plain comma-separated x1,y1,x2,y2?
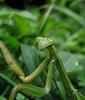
36,37,54,50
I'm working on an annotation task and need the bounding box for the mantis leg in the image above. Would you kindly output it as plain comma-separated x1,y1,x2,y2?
19,57,50,83
0,41,25,77
9,60,55,100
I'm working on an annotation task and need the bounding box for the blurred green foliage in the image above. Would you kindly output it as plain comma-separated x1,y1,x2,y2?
0,0,85,100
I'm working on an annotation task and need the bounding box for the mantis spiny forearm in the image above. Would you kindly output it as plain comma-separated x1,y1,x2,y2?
0,41,25,77
19,57,50,83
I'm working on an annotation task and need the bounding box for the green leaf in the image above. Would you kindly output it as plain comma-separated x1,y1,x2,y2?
0,96,7,100
42,5,85,27
54,5,85,27
16,93,29,100
14,16,32,35
21,44,42,84
0,9,36,20
3,34,19,49
59,51,83,78
60,0,67,6
21,44,39,73
77,58,85,87
54,50,83,81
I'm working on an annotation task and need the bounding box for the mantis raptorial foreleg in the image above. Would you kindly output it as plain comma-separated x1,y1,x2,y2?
19,57,50,83
9,60,55,100
0,41,49,83
0,41,25,77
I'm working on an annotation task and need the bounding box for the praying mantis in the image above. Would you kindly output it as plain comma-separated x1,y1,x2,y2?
0,37,85,100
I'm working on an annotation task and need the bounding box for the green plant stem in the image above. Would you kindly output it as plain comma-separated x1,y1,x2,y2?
0,73,16,87
36,1,55,35
40,5,85,27
2,86,10,96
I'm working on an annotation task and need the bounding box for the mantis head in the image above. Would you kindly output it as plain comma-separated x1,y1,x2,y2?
36,37,54,50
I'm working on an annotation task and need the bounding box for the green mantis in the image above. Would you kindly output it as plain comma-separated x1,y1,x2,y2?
0,37,85,100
